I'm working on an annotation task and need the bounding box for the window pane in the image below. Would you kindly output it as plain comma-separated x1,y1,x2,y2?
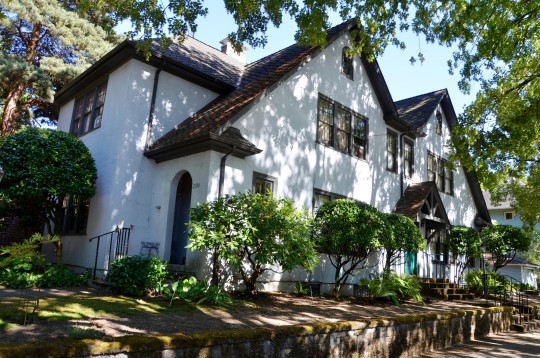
342,47,353,79
404,142,413,177
444,167,453,194
254,178,273,195
352,116,366,159
313,193,331,212
318,98,333,145
387,132,397,171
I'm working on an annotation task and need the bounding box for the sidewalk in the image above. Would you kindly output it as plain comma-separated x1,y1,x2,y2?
421,329,540,357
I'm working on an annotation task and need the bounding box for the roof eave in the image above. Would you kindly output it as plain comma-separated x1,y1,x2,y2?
144,132,262,163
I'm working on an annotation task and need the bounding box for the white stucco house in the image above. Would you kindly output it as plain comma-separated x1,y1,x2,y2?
52,21,490,295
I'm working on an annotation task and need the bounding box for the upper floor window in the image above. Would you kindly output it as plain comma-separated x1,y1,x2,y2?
404,139,414,178
386,130,398,173
317,95,368,160
342,47,353,80
504,211,515,220
435,109,443,135
71,82,107,136
253,172,277,196
427,152,453,195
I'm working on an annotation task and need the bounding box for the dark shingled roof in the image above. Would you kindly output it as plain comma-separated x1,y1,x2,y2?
395,89,447,128
145,21,352,158
394,182,437,220
146,37,244,88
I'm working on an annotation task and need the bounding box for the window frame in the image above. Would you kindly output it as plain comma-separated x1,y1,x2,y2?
427,152,454,195
70,82,108,137
341,47,354,80
59,196,90,235
435,109,443,136
252,172,278,196
403,139,414,178
504,211,515,221
316,94,368,160
386,130,398,173
312,188,346,213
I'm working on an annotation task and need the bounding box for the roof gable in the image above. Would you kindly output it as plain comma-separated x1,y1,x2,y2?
395,181,450,227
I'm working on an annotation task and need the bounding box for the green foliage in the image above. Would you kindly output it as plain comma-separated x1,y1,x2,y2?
448,226,482,259
362,271,424,306
41,265,88,288
313,199,385,298
108,255,168,297
0,0,118,133
0,234,84,289
188,192,317,294
162,276,233,307
482,225,530,272
0,128,97,263
379,213,425,271
293,282,312,296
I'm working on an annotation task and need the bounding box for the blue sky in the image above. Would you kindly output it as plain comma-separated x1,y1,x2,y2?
188,5,478,115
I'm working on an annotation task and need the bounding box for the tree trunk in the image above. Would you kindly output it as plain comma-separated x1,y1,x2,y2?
1,22,42,136
333,258,344,298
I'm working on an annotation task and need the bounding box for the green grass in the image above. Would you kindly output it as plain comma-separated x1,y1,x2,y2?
0,295,196,328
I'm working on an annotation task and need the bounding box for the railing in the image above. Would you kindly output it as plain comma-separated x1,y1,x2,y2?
88,227,131,280
422,252,451,281
485,274,530,325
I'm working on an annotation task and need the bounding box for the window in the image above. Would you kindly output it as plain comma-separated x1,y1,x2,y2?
427,152,453,195
430,228,448,264
386,130,398,173
71,82,107,136
317,95,368,159
252,172,277,195
313,189,346,213
435,109,443,135
342,47,353,80
404,140,414,178
58,197,90,235
504,211,515,220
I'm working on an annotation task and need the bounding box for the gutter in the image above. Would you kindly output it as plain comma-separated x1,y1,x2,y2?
145,60,166,150
218,145,235,197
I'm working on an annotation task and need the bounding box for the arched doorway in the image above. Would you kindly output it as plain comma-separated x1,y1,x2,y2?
170,172,192,265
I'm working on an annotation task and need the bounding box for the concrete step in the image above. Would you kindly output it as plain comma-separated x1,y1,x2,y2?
510,320,540,332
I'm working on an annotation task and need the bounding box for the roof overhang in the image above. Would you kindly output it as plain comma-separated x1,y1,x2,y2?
145,127,262,163
55,40,235,106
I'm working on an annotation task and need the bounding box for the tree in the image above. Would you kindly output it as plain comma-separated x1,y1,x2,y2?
482,225,530,272
448,225,482,280
0,128,97,264
313,199,385,298
188,192,317,294
0,0,118,135
379,213,425,272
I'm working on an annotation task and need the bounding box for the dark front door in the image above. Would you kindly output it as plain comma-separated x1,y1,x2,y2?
170,173,192,265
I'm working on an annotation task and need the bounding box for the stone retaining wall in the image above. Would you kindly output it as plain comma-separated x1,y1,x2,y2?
0,307,514,358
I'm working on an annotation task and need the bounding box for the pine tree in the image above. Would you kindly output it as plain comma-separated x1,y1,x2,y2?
0,0,119,136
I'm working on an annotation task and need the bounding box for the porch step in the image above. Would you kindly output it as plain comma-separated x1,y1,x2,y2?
420,280,474,301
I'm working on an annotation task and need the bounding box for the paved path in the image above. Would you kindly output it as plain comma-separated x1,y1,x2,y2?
421,330,540,357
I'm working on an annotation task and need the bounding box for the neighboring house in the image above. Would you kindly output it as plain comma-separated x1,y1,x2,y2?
483,191,539,288
52,21,490,295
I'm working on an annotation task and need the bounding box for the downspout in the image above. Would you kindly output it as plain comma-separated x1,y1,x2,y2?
212,145,235,286
218,145,235,197
145,61,165,150
399,132,406,196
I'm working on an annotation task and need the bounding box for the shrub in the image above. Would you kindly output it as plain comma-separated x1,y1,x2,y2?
162,276,233,307
379,213,425,271
108,255,167,296
363,271,424,305
313,199,386,298
0,234,58,288
465,269,508,295
41,265,88,288
188,192,317,294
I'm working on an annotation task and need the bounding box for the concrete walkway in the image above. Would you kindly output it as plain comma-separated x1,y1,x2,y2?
422,330,540,357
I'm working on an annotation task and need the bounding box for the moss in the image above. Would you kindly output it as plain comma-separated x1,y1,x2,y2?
0,306,516,357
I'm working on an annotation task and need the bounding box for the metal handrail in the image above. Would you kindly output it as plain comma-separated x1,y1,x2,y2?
89,227,131,280
483,273,531,324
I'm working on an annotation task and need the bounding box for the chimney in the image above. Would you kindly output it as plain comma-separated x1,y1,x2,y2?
219,38,248,64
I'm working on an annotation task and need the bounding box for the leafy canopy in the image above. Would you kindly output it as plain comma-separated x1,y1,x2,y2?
379,213,425,271
482,225,530,272
188,192,317,294
447,225,482,259
0,128,97,263
313,199,386,297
